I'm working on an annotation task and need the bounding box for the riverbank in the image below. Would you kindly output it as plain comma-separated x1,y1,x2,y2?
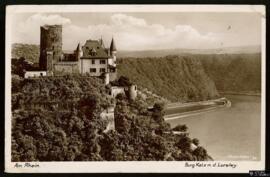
164,97,231,120
219,91,261,96
166,95,261,161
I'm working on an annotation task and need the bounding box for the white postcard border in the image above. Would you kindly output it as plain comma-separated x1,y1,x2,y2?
5,5,266,173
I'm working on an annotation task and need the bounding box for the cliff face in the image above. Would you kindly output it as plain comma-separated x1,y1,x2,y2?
118,55,220,102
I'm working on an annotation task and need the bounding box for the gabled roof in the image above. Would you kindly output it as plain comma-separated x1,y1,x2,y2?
81,39,109,59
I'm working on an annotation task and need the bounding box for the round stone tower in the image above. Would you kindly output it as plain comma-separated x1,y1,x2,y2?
129,85,137,100
104,72,110,85
39,25,62,71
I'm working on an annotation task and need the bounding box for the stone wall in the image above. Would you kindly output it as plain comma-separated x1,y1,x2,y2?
24,71,47,78
54,62,79,75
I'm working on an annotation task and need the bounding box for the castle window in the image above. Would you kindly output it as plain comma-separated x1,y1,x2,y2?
100,68,106,73
90,68,96,73
100,59,106,64
89,48,97,56
92,59,95,64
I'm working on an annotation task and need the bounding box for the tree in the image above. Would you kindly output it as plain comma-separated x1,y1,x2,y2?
192,138,200,146
176,135,192,152
193,146,208,161
172,124,188,132
118,76,132,87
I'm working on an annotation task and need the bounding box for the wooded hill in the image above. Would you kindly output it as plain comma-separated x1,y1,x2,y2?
118,56,220,102
12,43,261,100
12,76,212,161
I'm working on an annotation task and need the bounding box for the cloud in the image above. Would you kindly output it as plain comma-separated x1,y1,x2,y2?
82,13,221,50
12,13,221,50
13,13,71,44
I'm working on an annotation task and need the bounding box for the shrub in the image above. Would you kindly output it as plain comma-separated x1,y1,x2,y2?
172,124,188,132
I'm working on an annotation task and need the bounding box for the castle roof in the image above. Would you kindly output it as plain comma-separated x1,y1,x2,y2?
76,43,81,52
81,39,109,59
110,38,117,51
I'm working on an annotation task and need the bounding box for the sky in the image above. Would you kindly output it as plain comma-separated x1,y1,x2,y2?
11,12,262,51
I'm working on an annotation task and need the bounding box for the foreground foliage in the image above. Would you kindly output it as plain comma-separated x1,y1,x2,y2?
12,76,212,161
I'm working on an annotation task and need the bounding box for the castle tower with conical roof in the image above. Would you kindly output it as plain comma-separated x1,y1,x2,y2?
75,43,83,59
110,37,117,57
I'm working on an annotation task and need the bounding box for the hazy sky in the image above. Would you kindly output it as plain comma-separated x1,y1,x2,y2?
11,12,262,51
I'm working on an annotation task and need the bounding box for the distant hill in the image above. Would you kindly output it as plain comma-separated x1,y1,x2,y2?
118,45,261,58
12,43,260,62
12,43,39,63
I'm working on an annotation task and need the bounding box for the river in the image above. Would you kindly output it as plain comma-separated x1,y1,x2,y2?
166,95,261,161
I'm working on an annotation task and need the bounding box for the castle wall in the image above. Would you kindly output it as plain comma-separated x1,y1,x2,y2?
110,87,125,97
40,25,62,71
100,106,115,133
54,62,79,75
46,51,54,76
24,71,47,78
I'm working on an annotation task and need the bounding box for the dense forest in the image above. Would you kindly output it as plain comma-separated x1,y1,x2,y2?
198,53,261,93
12,75,212,161
118,53,261,101
118,55,220,102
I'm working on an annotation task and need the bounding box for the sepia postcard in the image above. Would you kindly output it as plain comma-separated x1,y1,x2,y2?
5,5,266,173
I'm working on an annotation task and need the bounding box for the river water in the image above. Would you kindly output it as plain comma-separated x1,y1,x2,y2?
166,95,261,161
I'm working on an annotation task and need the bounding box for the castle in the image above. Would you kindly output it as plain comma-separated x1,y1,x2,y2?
26,24,117,83
24,24,137,101
23,24,138,132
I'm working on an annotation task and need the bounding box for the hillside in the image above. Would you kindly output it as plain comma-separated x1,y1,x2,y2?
117,56,220,102
198,53,261,94
12,43,261,97
12,43,39,63
12,76,212,161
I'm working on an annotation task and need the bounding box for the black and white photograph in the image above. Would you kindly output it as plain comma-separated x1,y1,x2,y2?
5,5,266,173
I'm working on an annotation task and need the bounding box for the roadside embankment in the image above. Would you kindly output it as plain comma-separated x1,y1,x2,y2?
164,97,231,120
